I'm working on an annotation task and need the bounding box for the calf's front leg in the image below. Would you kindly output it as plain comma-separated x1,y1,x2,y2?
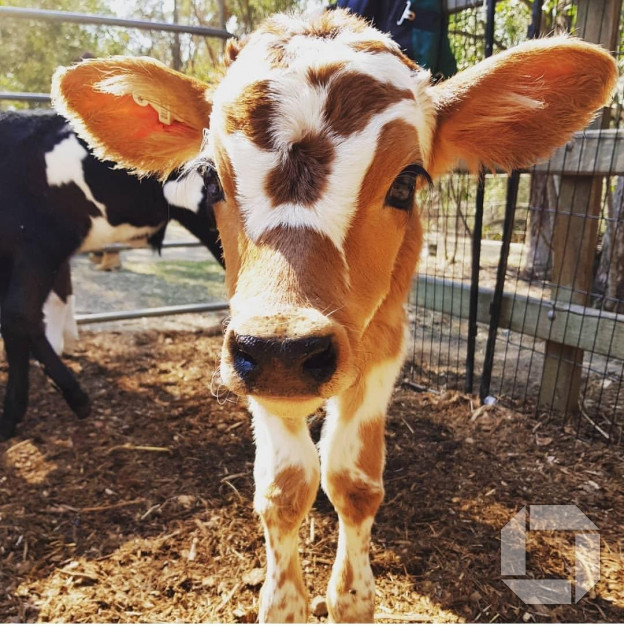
320,355,404,622
250,399,320,622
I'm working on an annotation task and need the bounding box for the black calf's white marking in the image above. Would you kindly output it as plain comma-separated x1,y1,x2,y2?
43,262,79,356
0,109,222,439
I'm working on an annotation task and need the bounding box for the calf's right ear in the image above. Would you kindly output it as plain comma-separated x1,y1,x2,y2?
426,37,618,177
52,56,213,178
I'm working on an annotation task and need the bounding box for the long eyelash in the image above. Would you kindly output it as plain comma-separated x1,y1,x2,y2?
385,163,432,215
404,163,433,190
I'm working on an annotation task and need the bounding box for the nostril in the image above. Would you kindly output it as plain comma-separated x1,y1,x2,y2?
233,349,257,379
302,337,337,383
230,334,259,381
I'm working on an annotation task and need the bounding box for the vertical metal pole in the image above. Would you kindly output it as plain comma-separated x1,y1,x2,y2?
465,0,496,393
466,171,485,392
478,0,542,402
484,0,496,57
528,0,543,39
172,0,182,71
480,172,520,401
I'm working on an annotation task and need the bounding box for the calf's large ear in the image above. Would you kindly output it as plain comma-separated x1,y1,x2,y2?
52,56,213,178
427,37,618,177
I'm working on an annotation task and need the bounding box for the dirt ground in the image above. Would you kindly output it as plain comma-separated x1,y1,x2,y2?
1,328,623,624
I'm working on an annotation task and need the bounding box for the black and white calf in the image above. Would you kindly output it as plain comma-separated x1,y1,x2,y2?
0,109,223,439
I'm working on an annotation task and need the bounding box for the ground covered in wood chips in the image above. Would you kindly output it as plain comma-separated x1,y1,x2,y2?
1,328,623,623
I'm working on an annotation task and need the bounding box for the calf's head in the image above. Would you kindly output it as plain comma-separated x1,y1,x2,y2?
53,10,617,416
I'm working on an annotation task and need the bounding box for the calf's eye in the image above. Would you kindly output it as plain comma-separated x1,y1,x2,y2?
385,164,431,211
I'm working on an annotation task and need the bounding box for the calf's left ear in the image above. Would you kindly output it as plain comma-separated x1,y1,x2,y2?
52,56,213,178
426,37,618,177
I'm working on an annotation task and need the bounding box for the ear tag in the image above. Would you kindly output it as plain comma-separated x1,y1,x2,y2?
132,94,172,125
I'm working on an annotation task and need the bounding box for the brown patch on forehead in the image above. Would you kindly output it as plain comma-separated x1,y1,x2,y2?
307,62,346,88
324,71,414,137
349,40,419,70
224,80,275,150
266,41,289,69
245,9,376,71
258,9,369,41
223,36,245,67
265,132,335,207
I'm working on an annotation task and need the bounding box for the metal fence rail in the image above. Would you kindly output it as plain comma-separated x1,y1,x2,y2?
0,5,231,104
0,6,230,38
76,301,229,325
74,240,227,323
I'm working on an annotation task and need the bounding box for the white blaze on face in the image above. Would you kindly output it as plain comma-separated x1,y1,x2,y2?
163,170,205,212
45,134,107,213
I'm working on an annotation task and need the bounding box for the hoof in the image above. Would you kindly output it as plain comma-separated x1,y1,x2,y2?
0,420,17,441
66,390,91,419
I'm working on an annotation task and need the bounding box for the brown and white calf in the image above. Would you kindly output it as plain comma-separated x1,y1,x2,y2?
52,9,617,622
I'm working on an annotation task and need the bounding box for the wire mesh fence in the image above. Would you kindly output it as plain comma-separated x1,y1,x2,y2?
408,0,624,447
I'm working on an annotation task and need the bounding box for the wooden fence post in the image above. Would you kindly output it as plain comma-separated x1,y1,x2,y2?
538,0,622,414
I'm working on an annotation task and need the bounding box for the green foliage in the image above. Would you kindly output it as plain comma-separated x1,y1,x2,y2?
0,0,587,111
0,0,129,106
447,0,576,72
0,0,300,106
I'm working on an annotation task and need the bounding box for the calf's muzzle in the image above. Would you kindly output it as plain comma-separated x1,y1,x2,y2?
231,333,338,387
221,307,354,401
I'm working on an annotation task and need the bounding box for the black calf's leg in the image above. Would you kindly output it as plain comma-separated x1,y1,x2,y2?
0,332,31,440
30,335,90,418
0,256,89,439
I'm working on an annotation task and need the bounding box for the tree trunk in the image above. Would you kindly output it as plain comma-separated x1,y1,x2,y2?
521,172,557,280
172,0,182,71
217,0,227,30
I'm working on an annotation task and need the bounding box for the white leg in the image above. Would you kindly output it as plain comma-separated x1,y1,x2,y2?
43,291,68,356
62,294,80,355
319,357,403,622
250,398,320,623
